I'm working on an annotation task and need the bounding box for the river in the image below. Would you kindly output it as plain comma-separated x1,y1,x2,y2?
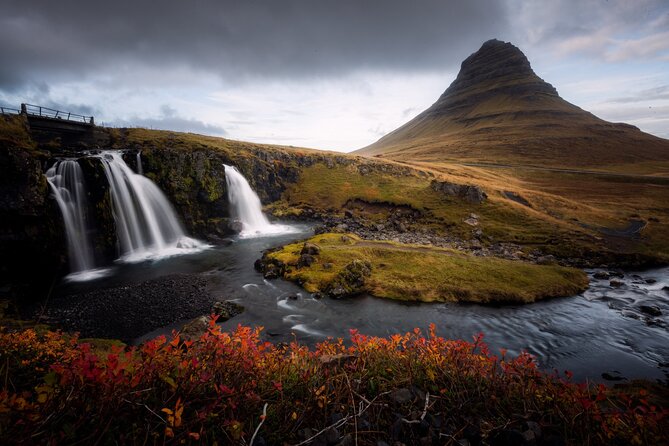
57,225,669,383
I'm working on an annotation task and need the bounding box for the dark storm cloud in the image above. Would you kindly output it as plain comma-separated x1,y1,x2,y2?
0,0,509,91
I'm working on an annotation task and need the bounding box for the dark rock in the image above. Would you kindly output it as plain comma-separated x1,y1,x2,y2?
592,271,610,280
524,421,541,440
391,388,413,404
430,180,487,204
344,209,354,218
602,371,627,381
298,254,316,268
324,427,339,445
325,260,372,298
609,279,624,288
228,220,244,233
181,315,210,340
301,242,321,256
287,294,298,300
503,191,531,207
323,263,333,270
645,278,657,284
211,300,244,320
639,305,662,316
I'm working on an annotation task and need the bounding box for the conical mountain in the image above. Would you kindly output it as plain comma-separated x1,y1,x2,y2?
356,39,669,168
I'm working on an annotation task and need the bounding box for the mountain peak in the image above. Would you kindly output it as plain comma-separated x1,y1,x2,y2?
356,39,669,167
437,39,558,104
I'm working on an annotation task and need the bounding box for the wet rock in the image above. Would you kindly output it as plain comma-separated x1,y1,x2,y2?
639,304,662,316
593,271,610,280
344,209,354,218
621,309,640,320
228,220,244,233
211,300,244,320
602,371,627,381
287,294,298,300
645,278,657,284
609,279,624,288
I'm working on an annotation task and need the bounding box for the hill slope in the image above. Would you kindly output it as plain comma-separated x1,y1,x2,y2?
357,39,669,169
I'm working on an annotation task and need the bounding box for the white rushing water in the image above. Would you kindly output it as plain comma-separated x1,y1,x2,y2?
224,164,297,238
98,151,207,262
45,160,109,282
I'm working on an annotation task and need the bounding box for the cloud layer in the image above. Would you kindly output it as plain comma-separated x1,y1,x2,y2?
0,0,667,148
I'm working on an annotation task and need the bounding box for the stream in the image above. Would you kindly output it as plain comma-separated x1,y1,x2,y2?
56,225,669,383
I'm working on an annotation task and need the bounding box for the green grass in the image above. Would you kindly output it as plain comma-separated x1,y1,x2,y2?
266,233,589,303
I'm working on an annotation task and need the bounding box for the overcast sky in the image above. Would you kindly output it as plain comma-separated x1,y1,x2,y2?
1,0,667,151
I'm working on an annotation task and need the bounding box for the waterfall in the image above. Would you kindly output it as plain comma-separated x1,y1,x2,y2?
224,164,296,238
98,151,206,262
46,160,108,281
136,151,143,175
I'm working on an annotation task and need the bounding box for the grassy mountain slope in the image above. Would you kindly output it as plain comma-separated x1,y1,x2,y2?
356,39,669,172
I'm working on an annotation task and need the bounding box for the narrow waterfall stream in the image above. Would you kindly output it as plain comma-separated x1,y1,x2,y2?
97,151,207,263
45,160,109,282
224,164,298,238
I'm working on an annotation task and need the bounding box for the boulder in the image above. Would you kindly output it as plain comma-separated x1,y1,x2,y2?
431,180,487,204
301,242,321,256
325,260,372,298
298,254,316,268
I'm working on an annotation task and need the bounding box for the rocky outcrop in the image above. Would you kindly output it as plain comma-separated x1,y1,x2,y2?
0,117,65,299
324,260,372,298
430,180,487,204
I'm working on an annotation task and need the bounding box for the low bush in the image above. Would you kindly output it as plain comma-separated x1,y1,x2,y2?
0,321,665,445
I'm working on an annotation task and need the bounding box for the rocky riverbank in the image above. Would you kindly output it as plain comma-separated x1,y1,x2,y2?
28,274,243,342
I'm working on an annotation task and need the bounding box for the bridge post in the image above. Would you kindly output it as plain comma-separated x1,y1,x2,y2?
20,103,27,115
90,116,94,125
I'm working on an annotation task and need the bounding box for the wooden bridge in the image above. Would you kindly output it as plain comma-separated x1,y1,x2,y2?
1,103,108,149
1,103,95,128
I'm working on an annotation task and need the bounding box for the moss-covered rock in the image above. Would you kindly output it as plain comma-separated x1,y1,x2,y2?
325,259,372,298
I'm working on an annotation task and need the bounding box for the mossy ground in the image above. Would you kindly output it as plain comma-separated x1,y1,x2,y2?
266,233,589,303
272,160,669,265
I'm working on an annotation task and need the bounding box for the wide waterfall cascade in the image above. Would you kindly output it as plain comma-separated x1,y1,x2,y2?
224,164,297,238
45,160,109,282
98,151,207,262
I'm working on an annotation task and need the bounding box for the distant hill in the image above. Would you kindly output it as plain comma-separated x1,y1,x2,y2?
356,39,669,169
